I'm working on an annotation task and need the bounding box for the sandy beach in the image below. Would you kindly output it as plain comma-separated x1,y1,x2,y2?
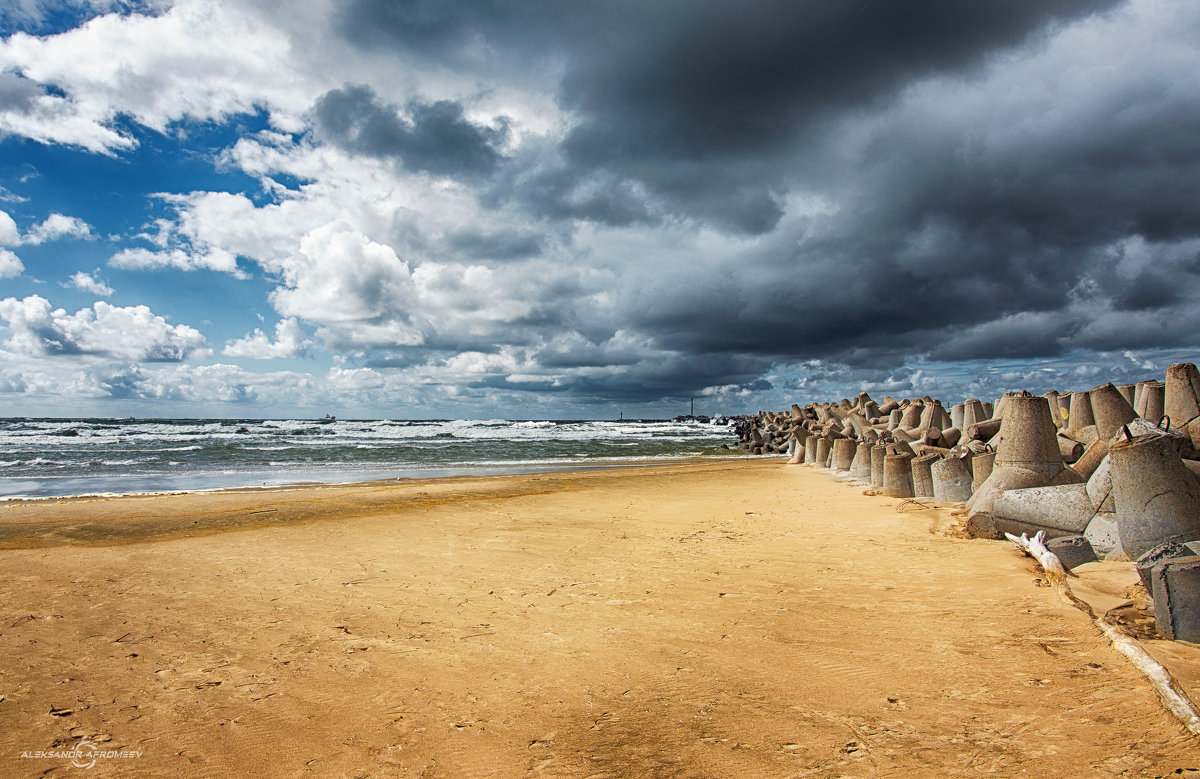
1,459,1198,777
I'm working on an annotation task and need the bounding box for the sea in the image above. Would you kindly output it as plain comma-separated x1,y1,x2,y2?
0,417,742,500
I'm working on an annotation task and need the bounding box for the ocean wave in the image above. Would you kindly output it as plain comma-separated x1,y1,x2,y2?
0,416,737,499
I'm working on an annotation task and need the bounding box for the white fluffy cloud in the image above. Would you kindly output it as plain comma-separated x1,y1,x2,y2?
0,209,98,279
270,221,423,348
23,212,94,244
0,210,21,277
0,248,21,278
110,245,243,276
0,294,210,361
0,0,311,153
0,208,19,244
107,133,614,359
65,269,114,296
224,316,311,359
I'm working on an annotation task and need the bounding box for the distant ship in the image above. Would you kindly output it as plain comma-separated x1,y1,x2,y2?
318,414,336,424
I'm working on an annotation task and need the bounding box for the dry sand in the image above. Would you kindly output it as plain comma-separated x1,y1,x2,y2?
1,459,1198,777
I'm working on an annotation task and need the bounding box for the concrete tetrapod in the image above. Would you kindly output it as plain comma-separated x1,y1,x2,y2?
967,417,1003,443
1057,433,1084,464
1188,416,1200,455
1165,363,1200,425
1085,513,1124,561
870,443,886,489
898,401,923,431
814,436,833,469
1057,392,1072,423
787,433,805,464
950,403,965,432
1135,381,1152,416
993,391,1020,421
821,436,837,468
832,437,857,472
989,483,1098,540
1066,390,1095,439
849,441,873,481
968,450,993,493
1044,390,1065,429
1086,455,1114,513
1109,432,1200,560
1140,381,1166,425
961,399,987,433
911,453,939,498
965,394,1083,538
931,456,973,503
1117,383,1136,407
1088,382,1137,442
883,453,915,498
1071,438,1109,481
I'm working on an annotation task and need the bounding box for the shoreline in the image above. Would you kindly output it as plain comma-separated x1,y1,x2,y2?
0,458,761,548
0,453,756,504
2,459,1198,776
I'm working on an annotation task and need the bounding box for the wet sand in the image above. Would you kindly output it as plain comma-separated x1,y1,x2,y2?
1,459,1197,777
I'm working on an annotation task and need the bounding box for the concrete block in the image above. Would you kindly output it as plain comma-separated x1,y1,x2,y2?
1088,382,1136,442
870,443,886,489
970,450,995,494
931,456,972,503
1110,432,1200,559
991,483,1097,538
1136,541,1195,592
815,436,833,469
911,453,938,498
883,453,915,498
1150,556,1200,642
832,437,856,472
1165,362,1200,426
849,441,872,481
1084,513,1124,560
1085,454,1113,513
1046,535,1098,570
804,435,818,465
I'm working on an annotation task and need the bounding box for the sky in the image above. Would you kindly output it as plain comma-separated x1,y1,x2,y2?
1,0,1199,420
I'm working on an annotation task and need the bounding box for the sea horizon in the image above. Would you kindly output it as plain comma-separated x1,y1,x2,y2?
0,416,745,501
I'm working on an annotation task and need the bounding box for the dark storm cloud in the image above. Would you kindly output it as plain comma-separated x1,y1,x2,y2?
339,0,1120,234
465,351,773,403
485,165,659,228
447,227,545,261
557,0,1123,233
331,0,1200,404
313,84,508,177
619,6,1200,372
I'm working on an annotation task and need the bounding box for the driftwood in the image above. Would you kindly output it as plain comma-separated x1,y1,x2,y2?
1006,530,1200,736
1005,530,1068,583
